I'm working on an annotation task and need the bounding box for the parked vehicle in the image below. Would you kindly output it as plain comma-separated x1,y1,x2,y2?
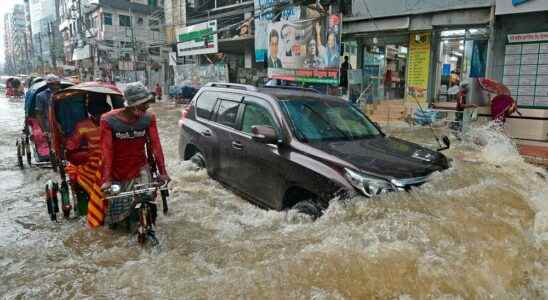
169,84,199,104
178,83,450,218
17,79,74,169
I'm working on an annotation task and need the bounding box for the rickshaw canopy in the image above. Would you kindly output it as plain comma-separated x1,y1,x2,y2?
54,81,122,99
25,80,73,117
49,81,125,160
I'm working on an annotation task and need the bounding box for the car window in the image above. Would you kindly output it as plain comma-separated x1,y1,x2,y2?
196,91,219,120
281,99,381,142
241,102,276,134
216,100,240,127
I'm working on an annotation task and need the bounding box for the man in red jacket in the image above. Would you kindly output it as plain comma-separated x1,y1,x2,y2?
100,82,170,226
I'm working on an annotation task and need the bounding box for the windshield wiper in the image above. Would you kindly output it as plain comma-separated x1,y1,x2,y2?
301,103,351,140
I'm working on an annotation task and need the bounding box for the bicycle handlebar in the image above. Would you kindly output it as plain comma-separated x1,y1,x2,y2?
104,181,168,200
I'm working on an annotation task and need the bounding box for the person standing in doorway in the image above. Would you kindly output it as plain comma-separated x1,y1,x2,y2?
340,56,352,94
383,68,393,100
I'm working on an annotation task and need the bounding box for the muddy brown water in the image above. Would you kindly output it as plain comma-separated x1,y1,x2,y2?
0,98,546,299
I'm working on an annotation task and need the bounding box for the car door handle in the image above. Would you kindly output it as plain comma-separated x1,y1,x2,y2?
200,130,212,136
231,141,243,150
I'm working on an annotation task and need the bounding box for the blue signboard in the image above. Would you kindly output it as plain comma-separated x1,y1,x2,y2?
512,0,531,6
442,64,451,76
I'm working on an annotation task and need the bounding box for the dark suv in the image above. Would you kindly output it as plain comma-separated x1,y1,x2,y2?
179,83,449,217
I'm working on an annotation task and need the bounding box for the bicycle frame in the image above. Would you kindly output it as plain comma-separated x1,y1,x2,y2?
105,182,168,246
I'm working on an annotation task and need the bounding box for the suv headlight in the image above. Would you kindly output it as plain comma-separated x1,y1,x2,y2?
344,168,395,197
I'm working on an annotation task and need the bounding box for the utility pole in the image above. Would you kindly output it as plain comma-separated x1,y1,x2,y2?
38,33,45,74
129,6,138,82
23,30,31,74
48,21,58,70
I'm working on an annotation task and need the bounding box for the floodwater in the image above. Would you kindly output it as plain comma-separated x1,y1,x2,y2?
1,97,547,299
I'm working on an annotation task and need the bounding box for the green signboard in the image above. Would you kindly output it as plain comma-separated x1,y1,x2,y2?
176,20,218,57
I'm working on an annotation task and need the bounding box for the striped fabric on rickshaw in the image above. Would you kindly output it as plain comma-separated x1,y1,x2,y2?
65,122,105,228
66,155,105,227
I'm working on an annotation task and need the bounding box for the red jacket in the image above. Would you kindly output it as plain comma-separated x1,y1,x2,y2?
100,109,167,183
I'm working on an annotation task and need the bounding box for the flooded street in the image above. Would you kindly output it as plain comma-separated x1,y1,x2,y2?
1,96,547,299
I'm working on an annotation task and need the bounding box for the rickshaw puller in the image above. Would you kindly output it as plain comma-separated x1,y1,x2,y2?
35,75,61,134
100,82,170,227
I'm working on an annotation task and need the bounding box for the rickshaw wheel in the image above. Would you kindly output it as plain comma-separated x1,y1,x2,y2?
16,140,24,169
138,232,146,245
24,138,32,166
62,205,71,219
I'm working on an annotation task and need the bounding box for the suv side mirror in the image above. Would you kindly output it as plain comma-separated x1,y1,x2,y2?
251,125,278,144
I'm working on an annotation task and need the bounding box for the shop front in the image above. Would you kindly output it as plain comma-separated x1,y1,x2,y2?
343,16,411,103
433,28,489,102
359,33,409,103
490,1,548,144
343,6,492,107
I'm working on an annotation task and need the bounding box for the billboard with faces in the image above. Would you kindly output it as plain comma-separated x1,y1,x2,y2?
266,14,342,84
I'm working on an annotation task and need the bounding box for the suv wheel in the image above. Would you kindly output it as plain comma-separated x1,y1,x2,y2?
190,152,206,169
293,200,322,220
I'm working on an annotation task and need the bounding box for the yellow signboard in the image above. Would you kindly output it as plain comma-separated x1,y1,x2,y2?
407,32,431,104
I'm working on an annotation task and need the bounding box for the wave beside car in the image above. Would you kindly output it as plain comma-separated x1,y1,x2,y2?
178,83,449,218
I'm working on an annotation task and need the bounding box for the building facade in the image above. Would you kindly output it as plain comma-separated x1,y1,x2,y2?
29,0,65,73
60,0,165,85
486,0,548,143
23,0,34,72
3,4,30,75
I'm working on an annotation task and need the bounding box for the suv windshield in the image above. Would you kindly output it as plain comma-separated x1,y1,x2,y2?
281,99,381,142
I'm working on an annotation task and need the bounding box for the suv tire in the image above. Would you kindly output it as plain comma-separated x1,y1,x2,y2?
293,199,322,220
190,152,206,169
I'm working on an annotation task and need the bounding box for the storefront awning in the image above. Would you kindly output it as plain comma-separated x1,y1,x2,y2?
343,16,409,35
343,8,491,34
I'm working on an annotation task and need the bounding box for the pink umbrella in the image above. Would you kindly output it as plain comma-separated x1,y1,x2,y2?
477,78,510,95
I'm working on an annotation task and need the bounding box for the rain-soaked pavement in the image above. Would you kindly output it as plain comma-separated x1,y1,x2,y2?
0,96,547,299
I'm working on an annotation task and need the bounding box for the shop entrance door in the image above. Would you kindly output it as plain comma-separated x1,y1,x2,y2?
435,29,489,102
363,44,408,103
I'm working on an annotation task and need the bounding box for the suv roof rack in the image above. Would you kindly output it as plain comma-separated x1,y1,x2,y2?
262,85,321,94
205,82,258,91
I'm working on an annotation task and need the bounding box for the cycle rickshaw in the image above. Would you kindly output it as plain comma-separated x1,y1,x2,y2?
5,77,24,99
16,79,74,169
44,81,169,246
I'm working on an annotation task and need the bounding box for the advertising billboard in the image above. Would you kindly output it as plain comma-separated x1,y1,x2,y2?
254,0,293,62
266,14,342,84
406,32,431,104
176,20,218,57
